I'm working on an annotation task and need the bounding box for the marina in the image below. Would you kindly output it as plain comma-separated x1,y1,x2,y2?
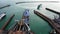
0,1,60,34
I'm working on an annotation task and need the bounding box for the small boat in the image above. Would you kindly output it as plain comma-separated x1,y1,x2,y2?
53,15,60,25
0,12,6,20
50,29,57,34
37,4,42,10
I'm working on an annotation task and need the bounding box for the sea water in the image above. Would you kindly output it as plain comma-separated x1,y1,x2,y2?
0,1,60,34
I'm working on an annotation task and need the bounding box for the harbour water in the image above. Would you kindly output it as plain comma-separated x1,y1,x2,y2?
0,0,60,34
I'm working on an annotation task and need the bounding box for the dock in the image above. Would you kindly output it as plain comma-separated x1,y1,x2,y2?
34,10,60,34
